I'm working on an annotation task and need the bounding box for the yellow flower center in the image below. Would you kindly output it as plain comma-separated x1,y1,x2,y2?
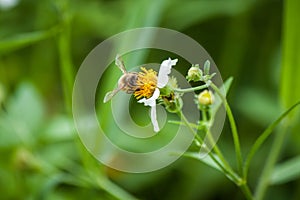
134,67,157,99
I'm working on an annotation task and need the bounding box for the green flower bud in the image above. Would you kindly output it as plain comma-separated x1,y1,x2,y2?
159,77,183,113
198,90,214,106
164,95,183,113
186,64,203,82
159,92,183,113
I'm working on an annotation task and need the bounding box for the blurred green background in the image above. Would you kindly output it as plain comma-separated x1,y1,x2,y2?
1,0,300,199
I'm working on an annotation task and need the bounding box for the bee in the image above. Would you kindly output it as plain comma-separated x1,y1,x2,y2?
103,55,139,103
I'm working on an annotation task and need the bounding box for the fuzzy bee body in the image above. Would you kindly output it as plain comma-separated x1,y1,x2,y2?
103,55,140,103
118,72,139,94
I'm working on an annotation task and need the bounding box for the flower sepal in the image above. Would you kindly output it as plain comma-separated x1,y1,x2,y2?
160,93,183,113
186,64,203,82
186,60,216,83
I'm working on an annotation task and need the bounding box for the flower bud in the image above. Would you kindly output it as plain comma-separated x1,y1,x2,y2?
165,95,183,113
186,64,203,82
198,90,214,106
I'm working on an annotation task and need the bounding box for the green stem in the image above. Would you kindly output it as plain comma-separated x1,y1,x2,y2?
57,9,74,114
179,109,253,199
210,83,243,175
96,177,139,200
200,109,239,183
201,108,208,122
206,129,236,178
168,120,204,129
178,111,239,183
255,0,300,198
201,113,253,200
254,125,289,200
56,4,136,200
244,102,300,179
240,183,254,200
178,111,203,145
173,84,208,93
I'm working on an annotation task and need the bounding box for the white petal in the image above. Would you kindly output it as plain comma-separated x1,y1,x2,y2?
157,58,178,88
150,104,159,132
137,88,160,107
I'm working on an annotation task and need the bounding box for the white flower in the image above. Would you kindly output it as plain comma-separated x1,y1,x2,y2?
138,58,178,132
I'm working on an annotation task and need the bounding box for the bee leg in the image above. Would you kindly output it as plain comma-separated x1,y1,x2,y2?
103,88,121,103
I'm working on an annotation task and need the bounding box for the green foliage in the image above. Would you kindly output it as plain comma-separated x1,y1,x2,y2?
271,156,300,185
280,0,300,115
1,0,299,200
0,27,60,55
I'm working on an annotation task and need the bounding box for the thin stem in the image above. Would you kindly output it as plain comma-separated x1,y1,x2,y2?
178,111,203,145
179,110,253,199
173,84,208,93
96,177,139,200
210,83,243,175
57,4,74,114
201,108,208,122
206,129,235,177
168,120,204,129
202,112,253,200
240,183,254,200
200,109,238,182
243,102,300,179
178,111,240,183
254,125,289,200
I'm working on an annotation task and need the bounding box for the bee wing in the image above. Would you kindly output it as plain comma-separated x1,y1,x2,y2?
103,88,122,103
115,54,127,74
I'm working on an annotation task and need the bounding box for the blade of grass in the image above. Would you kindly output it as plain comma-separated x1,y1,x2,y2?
270,156,300,185
183,152,231,178
56,4,74,113
56,3,137,200
244,101,300,179
178,110,242,187
280,0,300,117
0,26,61,55
164,0,255,30
183,152,253,200
255,0,300,198
210,82,243,175
100,0,169,141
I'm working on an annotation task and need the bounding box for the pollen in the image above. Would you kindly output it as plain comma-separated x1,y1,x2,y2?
134,67,157,99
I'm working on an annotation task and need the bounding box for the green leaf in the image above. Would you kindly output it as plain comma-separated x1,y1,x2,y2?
203,60,210,75
164,0,255,30
0,82,45,146
244,101,300,177
42,115,76,142
0,27,60,55
280,0,300,119
235,88,280,125
223,77,234,94
271,156,300,185
254,1,300,199
183,152,222,172
183,152,238,182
